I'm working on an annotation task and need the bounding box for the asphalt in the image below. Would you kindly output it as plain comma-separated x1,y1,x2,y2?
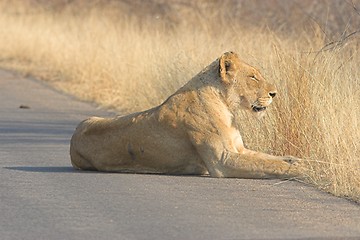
0,69,359,240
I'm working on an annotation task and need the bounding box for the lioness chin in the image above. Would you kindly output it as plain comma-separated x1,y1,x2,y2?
70,51,303,179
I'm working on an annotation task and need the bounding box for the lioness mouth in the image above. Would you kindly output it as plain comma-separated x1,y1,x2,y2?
252,106,267,112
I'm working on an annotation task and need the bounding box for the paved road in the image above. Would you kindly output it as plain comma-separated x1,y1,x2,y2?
0,70,359,240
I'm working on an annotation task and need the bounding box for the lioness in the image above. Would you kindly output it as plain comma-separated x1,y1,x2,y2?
70,52,303,178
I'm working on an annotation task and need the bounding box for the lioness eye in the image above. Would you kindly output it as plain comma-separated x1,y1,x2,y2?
250,76,258,82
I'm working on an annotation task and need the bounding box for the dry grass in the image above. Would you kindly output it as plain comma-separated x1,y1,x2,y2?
0,0,359,202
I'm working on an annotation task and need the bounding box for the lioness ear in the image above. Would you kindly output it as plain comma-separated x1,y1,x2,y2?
219,52,235,84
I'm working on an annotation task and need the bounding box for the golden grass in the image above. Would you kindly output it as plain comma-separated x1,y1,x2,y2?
0,1,359,201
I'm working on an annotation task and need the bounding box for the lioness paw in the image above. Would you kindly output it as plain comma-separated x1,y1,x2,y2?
282,156,301,164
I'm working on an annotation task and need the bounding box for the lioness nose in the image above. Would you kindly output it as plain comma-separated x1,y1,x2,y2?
269,92,276,98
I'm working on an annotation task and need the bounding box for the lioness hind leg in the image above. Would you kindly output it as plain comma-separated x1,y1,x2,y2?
70,148,96,171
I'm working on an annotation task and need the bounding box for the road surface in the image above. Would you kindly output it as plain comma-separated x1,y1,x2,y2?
0,70,359,240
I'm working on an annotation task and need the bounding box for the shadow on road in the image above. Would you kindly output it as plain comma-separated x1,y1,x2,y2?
4,166,212,178
5,166,76,173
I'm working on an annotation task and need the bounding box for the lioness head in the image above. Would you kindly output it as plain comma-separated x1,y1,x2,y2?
219,52,277,116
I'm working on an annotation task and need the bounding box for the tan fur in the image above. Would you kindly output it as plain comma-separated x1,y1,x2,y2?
70,52,303,178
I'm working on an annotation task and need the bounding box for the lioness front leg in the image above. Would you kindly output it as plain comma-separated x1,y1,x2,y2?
208,151,303,179
217,150,303,179
192,137,303,179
